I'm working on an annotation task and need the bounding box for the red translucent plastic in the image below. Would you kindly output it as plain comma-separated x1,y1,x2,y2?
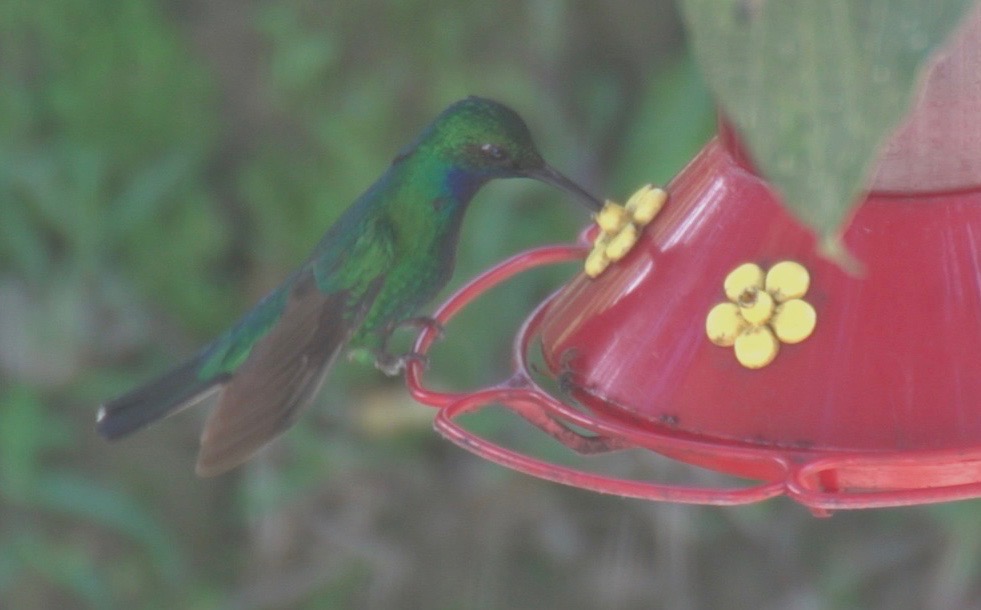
405,134,981,513
545,135,981,456
539,135,981,511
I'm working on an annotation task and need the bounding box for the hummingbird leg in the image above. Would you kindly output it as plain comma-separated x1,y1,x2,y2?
346,344,425,375
371,350,428,376
392,316,445,340
367,316,444,376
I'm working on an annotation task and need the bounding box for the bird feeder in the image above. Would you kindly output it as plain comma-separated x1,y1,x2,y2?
406,16,981,514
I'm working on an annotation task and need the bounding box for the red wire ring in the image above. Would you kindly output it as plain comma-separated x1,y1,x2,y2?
404,244,790,506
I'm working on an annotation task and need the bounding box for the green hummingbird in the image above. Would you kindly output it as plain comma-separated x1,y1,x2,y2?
97,96,600,476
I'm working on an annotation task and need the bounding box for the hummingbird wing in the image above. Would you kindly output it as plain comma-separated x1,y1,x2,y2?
95,275,304,441
98,204,396,475
194,271,382,477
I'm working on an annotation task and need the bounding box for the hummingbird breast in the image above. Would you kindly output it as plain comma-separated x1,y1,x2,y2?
351,196,466,345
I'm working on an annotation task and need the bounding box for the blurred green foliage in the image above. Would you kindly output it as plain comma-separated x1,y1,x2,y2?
3,2,978,610
0,2,712,607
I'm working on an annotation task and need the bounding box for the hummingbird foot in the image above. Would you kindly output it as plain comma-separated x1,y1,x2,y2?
347,318,440,376
393,316,445,340
372,349,429,376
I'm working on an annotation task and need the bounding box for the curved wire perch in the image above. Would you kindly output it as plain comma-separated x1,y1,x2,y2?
404,244,791,507
433,392,788,506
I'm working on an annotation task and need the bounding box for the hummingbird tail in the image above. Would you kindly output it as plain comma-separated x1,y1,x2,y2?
96,358,228,440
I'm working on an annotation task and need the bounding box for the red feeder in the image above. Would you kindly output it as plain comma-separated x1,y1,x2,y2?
406,14,981,513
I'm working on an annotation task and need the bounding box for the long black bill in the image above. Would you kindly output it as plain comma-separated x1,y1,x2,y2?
526,164,603,212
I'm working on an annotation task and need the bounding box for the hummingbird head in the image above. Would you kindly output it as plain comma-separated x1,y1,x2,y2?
409,97,601,211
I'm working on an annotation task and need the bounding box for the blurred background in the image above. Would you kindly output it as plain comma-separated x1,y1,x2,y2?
2,1,980,608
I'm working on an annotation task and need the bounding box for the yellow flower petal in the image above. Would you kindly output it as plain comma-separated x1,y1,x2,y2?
604,224,639,262
584,247,611,278
737,287,774,326
706,302,746,347
625,185,667,225
724,263,765,302
734,326,779,368
765,260,810,302
596,201,630,234
771,298,817,344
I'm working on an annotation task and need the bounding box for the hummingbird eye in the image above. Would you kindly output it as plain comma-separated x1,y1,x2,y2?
479,143,509,163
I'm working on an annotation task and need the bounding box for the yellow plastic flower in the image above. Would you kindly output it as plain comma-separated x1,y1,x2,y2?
706,261,816,368
585,184,668,278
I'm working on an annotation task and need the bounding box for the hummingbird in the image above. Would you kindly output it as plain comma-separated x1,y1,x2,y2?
97,96,601,476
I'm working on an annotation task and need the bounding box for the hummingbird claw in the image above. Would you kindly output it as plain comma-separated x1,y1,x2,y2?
366,317,440,376
373,350,429,376
395,316,445,340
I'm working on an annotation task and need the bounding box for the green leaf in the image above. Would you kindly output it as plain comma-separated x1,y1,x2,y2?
678,0,972,249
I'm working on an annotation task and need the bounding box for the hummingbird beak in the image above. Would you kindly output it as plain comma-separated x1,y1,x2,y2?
524,163,603,212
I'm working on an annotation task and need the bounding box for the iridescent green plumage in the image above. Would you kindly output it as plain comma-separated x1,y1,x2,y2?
97,97,599,476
